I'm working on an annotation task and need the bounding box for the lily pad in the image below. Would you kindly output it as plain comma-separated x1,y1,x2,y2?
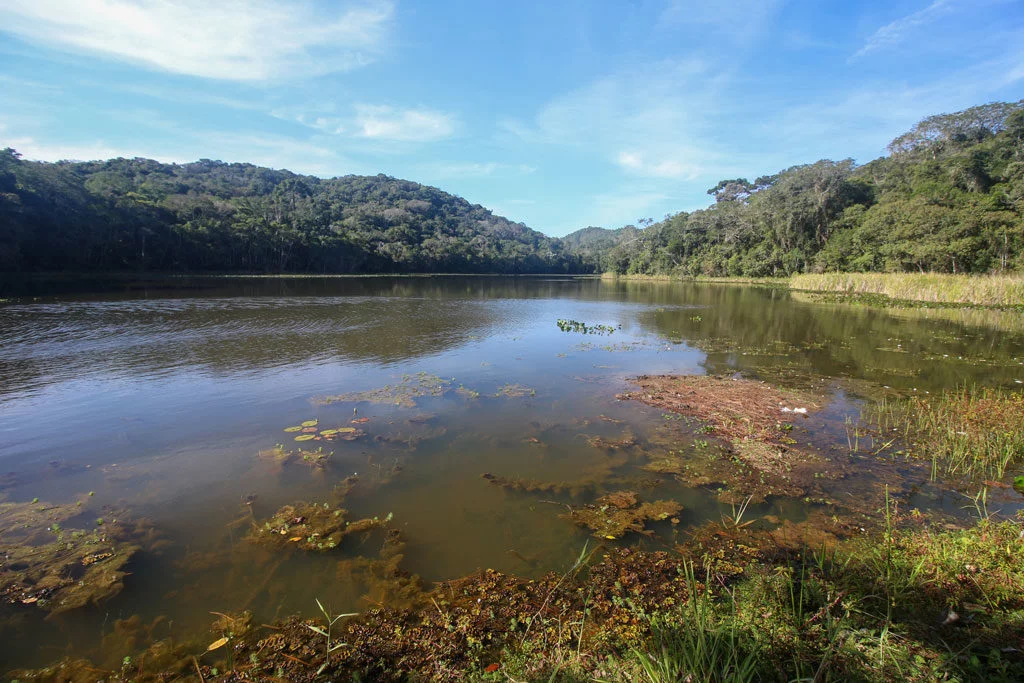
301,420,319,427
320,429,338,436
283,426,303,433
301,427,318,433
294,434,316,442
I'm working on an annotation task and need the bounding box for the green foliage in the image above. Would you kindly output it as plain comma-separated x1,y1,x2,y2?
0,151,584,275
574,100,1024,278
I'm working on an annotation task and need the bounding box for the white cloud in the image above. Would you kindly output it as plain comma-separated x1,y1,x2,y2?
354,105,457,142
270,107,347,135
0,0,394,81
616,151,700,179
7,135,186,164
852,0,956,60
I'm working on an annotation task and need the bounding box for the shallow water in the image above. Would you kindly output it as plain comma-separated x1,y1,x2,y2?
1,276,1023,670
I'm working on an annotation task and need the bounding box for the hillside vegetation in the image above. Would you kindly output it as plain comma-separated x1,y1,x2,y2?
568,101,1024,277
0,153,580,274
3,100,1022,279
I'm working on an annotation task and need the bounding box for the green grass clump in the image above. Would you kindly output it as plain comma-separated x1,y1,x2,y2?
792,272,1024,308
870,386,1024,480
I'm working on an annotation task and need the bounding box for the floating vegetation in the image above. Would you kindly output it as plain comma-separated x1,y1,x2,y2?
456,384,480,399
294,434,316,442
260,445,333,469
561,491,682,539
621,375,839,502
618,374,821,443
869,385,1024,480
493,383,536,398
557,319,621,335
0,498,141,613
316,373,452,408
323,427,366,442
249,501,391,553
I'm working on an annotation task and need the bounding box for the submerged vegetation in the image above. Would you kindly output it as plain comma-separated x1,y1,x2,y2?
0,497,150,614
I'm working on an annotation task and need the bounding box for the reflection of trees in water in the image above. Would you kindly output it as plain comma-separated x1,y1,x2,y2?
3,276,1023,401
626,281,1024,391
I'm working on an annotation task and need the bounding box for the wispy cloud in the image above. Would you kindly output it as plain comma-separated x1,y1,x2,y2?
502,58,734,183
425,161,535,179
0,0,394,81
852,0,956,59
354,105,457,142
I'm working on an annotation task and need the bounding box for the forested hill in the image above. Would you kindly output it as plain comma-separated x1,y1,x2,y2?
567,101,1024,277
0,153,582,274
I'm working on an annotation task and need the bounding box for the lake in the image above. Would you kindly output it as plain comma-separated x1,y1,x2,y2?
1,275,1022,671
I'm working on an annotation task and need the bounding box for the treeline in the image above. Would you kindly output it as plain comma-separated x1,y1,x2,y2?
571,101,1024,277
0,153,582,274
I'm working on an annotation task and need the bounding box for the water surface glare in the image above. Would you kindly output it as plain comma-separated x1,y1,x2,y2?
1,276,1023,670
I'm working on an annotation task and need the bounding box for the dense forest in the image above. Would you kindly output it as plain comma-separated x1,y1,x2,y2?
570,101,1024,277
0,153,580,274
2,100,1022,278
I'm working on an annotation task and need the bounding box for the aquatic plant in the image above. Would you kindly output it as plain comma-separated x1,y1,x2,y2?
556,319,621,335
561,491,681,539
869,385,1024,480
791,272,1024,308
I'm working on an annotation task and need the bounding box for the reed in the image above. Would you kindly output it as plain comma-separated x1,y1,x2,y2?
791,272,1024,308
869,385,1024,480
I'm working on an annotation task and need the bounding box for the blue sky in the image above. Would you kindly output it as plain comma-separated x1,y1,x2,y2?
1,0,1022,237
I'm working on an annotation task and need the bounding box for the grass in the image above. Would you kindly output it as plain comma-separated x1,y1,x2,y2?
601,271,1024,308
869,385,1024,480
601,272,783,286
791,272,1024,308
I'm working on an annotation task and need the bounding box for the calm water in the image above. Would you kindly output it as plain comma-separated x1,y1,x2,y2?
1,276,1023,670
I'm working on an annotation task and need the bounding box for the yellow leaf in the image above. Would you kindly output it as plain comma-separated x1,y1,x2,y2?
289,536,303,542
207,637,229,651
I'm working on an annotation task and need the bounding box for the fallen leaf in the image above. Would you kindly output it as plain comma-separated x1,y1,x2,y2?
207,637,229,651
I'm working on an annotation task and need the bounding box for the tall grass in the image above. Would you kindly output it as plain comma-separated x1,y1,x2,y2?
791,272,1024,307
629,562,759,683
869,386,1024,480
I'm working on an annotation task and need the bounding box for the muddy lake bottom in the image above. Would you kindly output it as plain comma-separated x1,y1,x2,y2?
1,275,1023,673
